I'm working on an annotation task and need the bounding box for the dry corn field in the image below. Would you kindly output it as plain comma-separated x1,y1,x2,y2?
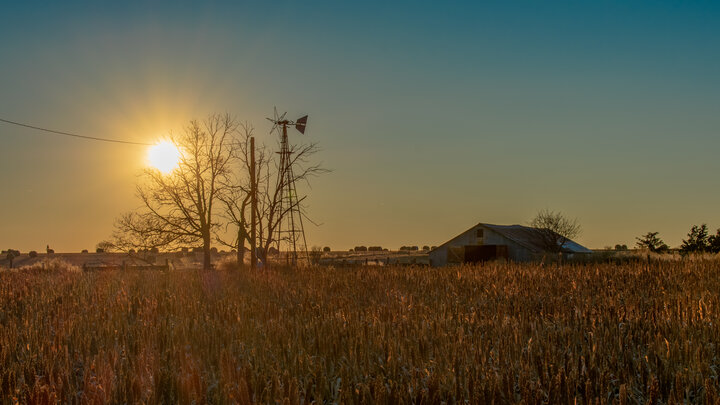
1,260,719,404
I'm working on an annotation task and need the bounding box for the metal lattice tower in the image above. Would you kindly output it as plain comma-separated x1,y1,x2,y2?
268,109,309,266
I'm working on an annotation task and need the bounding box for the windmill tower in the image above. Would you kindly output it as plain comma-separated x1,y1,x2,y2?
267,108,309,266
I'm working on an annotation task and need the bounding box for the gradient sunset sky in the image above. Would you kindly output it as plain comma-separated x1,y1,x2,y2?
2,1,719,252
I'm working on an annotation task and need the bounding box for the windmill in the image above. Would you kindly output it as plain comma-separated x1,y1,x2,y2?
267,108,310,266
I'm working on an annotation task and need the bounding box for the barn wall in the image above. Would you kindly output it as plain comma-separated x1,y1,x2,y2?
428,248,446,267
429,226,480,267
481,228,539,261
502,237,537,261
429,224,542,266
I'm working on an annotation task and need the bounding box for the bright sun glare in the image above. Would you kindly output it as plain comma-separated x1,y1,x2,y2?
147,141,180,174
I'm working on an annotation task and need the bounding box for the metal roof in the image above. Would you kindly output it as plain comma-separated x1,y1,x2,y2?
431,222,592,254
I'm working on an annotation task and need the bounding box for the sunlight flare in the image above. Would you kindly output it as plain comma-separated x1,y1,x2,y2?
147,141,180,174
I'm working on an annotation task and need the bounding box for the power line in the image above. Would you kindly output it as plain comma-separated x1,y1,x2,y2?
0,117,152,146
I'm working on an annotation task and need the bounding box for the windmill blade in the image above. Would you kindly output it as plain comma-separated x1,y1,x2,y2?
269,106,288,123
266,117,279,134
268,107,285,135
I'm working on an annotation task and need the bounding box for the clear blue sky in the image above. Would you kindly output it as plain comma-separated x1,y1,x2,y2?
2,1,720,251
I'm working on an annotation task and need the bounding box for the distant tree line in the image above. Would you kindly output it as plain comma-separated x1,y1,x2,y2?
636,224,720,254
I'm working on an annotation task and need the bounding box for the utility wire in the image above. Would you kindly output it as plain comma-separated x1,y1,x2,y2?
0,117,152,146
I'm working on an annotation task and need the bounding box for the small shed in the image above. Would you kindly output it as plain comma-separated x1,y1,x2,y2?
429,223,591,267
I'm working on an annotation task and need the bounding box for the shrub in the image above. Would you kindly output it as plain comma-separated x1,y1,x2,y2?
28,251,38,258
681,224,710,254
16,258,80,273
309,246,323,264
323,246,331,252
5,249,20,258
215,255,240,271
708,229,720,254
636,232,669,253
95,240,114,253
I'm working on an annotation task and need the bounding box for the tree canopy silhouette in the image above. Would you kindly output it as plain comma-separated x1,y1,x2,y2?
530,209,581,253
114,114,238,270
635,232,669,253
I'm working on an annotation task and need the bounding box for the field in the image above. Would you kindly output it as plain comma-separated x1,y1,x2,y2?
1,259,719,404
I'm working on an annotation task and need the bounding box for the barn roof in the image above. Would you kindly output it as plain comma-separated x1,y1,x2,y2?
431,223,592,254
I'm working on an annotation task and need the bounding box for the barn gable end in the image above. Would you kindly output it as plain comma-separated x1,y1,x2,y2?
429,222,591,267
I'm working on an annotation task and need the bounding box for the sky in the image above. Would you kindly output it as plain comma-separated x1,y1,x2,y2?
1,1,720,252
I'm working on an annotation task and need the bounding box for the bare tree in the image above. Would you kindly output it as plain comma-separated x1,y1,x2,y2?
217,187,251,267
216,124,266,267
114,114,239,270
254,138,327,266
112,212,192,252
530,209,581,253
217,124,327,268
95,240,115,253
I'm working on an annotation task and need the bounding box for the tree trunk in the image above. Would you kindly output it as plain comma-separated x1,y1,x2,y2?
202,233,212,270
236,228,245,269
258,247,267,268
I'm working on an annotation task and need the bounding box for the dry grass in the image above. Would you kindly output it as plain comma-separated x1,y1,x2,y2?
1,261,719,403
13,258,81,273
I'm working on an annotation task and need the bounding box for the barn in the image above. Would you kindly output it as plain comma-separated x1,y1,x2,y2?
428,223,592,267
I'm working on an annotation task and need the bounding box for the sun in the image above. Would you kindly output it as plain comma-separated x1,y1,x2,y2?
147,141,180,174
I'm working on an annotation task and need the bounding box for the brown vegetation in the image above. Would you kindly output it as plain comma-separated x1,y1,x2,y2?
1,260,719,403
